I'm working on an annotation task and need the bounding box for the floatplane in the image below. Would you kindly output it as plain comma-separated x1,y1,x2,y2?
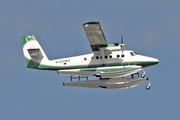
21,21,159,90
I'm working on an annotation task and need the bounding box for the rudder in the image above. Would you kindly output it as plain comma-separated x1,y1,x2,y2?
21,35,49,69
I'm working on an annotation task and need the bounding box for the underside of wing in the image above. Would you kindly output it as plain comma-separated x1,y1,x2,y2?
63,77,149,89
82,21,107,47
82,21,111,55
83,21,125,55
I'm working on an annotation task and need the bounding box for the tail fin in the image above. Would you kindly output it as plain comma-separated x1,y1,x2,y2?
21,35,49,69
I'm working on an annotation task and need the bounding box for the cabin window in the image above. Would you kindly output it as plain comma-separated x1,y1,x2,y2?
105,56,108,59
117,55,120,58
96,56,99,59
84,58,87,61
100,56,102,59
109,55,112,58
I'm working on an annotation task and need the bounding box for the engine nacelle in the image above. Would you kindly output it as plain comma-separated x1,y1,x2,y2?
102,43,125,51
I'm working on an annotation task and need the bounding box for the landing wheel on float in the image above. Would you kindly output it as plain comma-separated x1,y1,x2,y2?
141,74,145,78
141,69,146,78
146,81,151,90
146,85,150,90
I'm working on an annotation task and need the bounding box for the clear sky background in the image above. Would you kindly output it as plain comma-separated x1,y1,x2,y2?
0,0,180,120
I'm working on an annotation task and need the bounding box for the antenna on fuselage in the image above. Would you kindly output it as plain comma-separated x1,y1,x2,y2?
120,36,124,57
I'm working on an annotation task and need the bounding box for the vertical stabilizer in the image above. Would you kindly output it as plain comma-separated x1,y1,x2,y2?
21,35,49,69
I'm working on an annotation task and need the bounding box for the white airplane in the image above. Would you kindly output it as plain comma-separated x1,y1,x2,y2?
21,21,159,90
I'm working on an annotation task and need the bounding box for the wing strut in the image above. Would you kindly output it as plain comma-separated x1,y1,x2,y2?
70,76,88,81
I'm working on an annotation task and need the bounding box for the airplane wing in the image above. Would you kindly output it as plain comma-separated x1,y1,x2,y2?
63,77,149,89
82,21,111,55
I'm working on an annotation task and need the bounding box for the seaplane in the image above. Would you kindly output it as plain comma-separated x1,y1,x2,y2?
21,21,159,90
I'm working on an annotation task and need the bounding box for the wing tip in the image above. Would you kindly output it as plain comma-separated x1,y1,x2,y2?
83,21,99,25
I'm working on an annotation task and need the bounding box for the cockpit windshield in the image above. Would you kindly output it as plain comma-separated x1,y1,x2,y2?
130,51,137,56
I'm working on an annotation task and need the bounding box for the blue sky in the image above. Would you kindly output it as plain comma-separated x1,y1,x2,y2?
0,0,180,120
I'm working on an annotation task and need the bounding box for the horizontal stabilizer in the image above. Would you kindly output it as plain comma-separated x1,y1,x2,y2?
63,77,148,89
27,49,43,58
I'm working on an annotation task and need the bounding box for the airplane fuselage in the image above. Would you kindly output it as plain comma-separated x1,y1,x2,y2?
41,50,159,70
22,39,158,71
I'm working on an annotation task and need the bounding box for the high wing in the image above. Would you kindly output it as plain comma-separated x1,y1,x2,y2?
82,21,107,46
82,21,111,55
82,21,125,55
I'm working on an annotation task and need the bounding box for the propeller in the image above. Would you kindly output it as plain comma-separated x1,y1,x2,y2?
120,36,124,57
114,36,125,57
121,36,123,44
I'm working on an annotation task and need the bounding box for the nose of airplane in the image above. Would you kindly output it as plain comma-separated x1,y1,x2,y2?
139,56,159,67
149,57,159,66
152,58,159,65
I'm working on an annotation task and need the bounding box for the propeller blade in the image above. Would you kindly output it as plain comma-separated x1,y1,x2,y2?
121,36,123,44
120,36,124,57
